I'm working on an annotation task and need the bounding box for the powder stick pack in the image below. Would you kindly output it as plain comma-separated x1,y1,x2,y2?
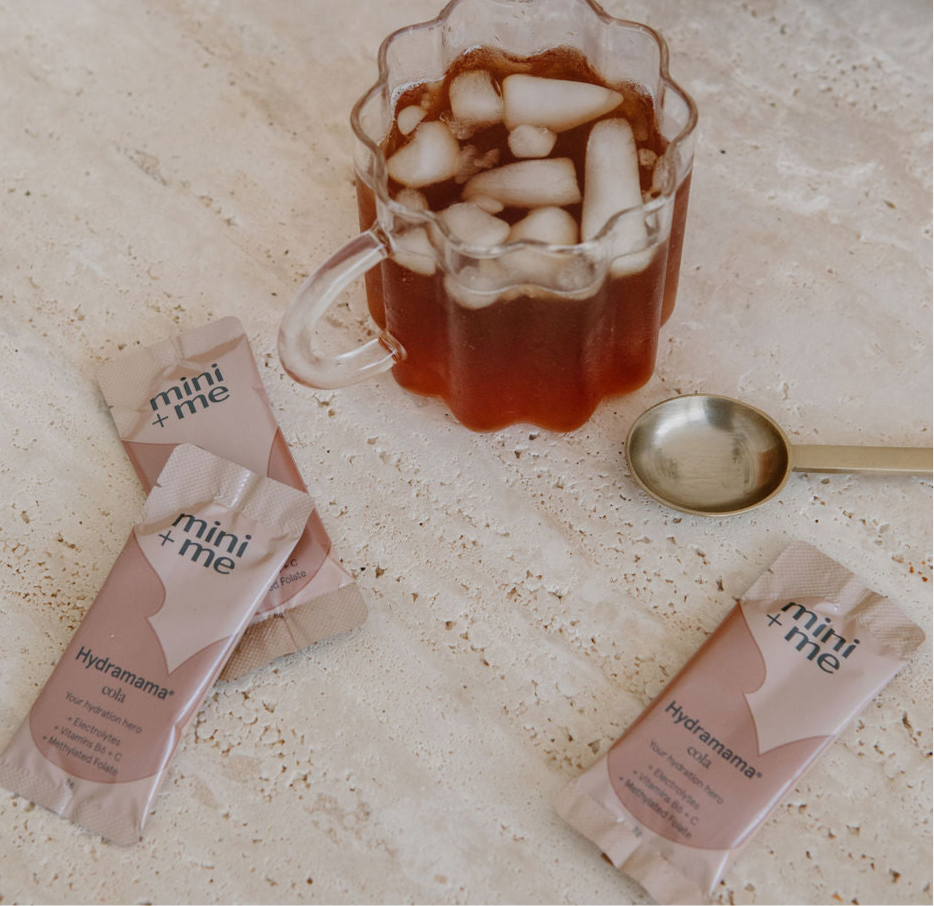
0,445,314,844
555,541,925,904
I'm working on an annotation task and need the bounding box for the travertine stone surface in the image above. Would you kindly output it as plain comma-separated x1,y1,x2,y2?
0,1,930,903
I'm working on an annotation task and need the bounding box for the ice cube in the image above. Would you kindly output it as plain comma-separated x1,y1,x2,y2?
443,257,511,310
454,145,501,184
394,188,429,211
449,70,504,128
440,110,477,141
462,158,581,209
638,147,658,169
507,124,557,159
608,242,656,278
505,207,579,288
508,206,579,245
386,121,460,188
581,118,654,276
397,104,427,135
392,227,436,276
581,118,643,242
503,75,622,132
470,195,505,214
650,153,670,195
438,202,511,248
444,272,502,310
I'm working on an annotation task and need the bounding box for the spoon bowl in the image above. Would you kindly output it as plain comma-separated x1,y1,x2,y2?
625,394,932,516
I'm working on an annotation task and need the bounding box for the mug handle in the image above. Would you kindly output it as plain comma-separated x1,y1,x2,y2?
278,227,399,389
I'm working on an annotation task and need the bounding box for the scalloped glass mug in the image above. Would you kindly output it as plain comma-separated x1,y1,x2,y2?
278,0,697,432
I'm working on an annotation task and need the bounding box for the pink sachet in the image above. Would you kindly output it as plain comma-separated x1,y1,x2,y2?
0,445,314,844
555,541,925,904
97,317,367,679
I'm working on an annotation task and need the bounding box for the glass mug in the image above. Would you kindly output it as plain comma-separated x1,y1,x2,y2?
278,0,697,432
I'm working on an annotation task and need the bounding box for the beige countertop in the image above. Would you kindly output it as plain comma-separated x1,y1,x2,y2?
0,0,930,903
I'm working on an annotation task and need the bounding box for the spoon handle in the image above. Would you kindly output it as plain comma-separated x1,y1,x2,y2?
791,445,933,475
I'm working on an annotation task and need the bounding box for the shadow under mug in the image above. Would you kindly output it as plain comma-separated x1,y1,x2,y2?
279,0,697,432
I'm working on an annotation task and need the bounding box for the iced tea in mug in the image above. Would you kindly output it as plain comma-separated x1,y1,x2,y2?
279,0,697,431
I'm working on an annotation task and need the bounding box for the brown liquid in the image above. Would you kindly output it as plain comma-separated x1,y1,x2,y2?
358,47,692,432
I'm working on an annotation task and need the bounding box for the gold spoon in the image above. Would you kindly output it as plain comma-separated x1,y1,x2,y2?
625,394,933,516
